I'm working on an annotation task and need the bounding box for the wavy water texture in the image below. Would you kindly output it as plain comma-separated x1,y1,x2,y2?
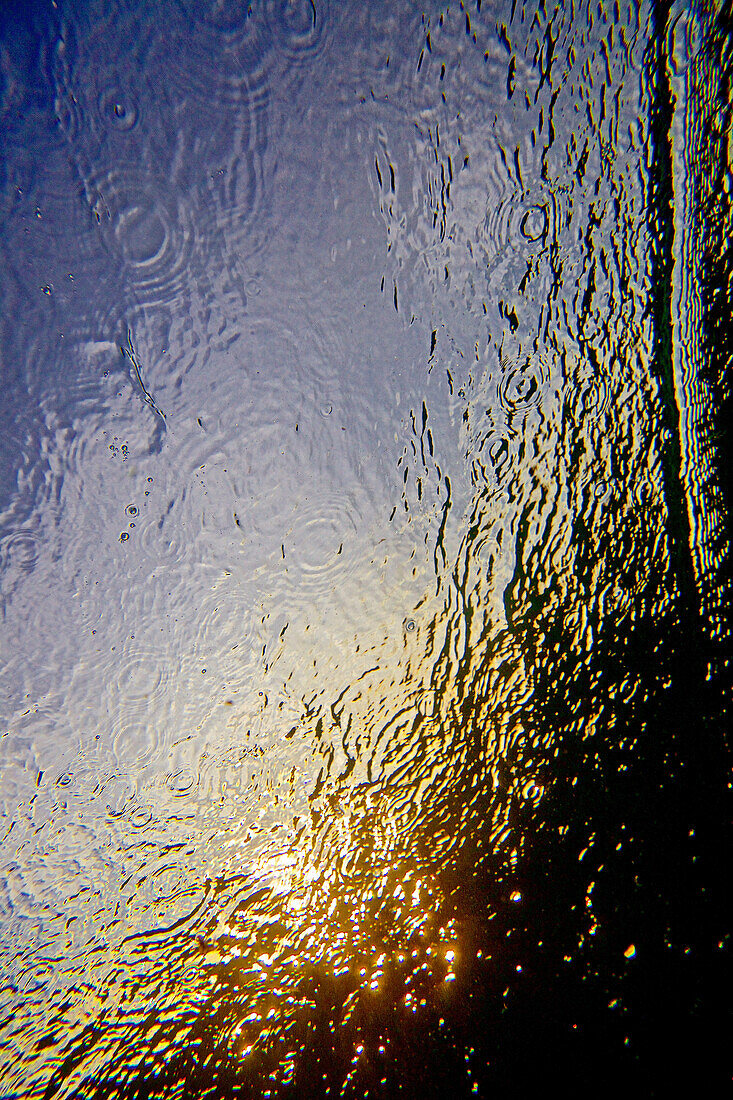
0,0,730,1097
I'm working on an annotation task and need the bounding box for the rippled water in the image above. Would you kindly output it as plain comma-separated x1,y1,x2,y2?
0,0,730,1095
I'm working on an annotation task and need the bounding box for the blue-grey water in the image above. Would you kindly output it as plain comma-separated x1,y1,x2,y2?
0,0,730,1096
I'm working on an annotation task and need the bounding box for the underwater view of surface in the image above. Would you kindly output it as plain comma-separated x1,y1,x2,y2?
0,0,730,1095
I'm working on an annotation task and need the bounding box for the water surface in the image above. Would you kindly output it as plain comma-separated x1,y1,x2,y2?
0,0,730,1095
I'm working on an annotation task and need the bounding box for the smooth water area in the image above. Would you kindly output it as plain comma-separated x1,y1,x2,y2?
0,0,730,1095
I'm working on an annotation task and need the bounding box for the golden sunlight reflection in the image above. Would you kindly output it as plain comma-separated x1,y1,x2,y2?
1,0,728,1093
184,648,478,1074
148,486,553,1090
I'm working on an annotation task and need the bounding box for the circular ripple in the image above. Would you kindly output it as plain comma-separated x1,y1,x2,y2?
164,2,276,107
97,84,139,133
165,769,197,796
578,470,612,510
0,528,40,585
633,478,655,511
519,205,548,243
128,802,155,830
483,181,565,266
281,492,362,601
47,13,159,150
112,720,165,772
521,779,544,808
110,649,173,720
116,655,166,707
0,524,43,606
498,353,549,416
161,29,272,109
266,0,332,64
82,166,197,308
417,690,437,719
